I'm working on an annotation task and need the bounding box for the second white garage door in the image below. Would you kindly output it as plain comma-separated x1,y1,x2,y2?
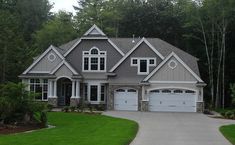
148,89,197,112
114,88,138,111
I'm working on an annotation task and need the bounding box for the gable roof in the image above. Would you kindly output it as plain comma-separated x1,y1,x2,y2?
50,60,79,75
109,38,165,72
23,45,64,74
143,52,203,82
84,24,106,36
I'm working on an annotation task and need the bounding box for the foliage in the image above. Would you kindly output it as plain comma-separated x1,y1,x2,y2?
33,11,78,53
0,82,47,124
69,106,76,112
230,84,235,107
62,106,69,112
46,104,54,112
0,112,138,145
220,125,235,144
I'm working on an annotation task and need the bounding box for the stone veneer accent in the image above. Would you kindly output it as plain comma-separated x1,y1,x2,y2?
141,101,149,111
108,85,142,111
48,97,58,107
196,102,204,113
70,97,80,106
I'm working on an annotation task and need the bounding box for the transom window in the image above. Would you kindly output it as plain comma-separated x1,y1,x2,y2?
83,47,106,72
131,57,156,75
29,79,48,101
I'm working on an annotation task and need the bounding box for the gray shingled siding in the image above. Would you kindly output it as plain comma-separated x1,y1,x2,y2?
109,42,162,84
66,39,123,78
29,50,62,73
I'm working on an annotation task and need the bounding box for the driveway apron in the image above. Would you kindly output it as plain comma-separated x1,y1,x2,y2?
103,111,235,145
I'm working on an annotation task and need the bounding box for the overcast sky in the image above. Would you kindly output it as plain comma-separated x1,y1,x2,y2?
49,0,78,14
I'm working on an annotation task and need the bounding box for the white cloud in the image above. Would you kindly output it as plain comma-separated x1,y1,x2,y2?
49,0,78,14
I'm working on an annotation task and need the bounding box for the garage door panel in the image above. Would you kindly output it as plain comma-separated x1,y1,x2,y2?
114,88,138,111
149,89,196,112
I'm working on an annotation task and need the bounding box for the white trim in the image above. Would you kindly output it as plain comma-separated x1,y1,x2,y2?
110,38,164,72
55,76,72,81
130,58,138,66
138,59,149,75
23,45,64,74
29,71,51,73
64,38,124,57
108,39,125,56
149,81,197,84
168,60,177,69
64,39,81,57
130,57,156,75
84,24,106,36
47,53,57,62
143,52,203,82
50,60,78,75
82,47,107,72
81,37,108,40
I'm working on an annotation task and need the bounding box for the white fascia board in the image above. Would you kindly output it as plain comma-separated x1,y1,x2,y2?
64,39,81,57
143,52,203,82
109,38,164,72
108,39,125,56
50,60,78,75
23,45,64,74
84,24,106,36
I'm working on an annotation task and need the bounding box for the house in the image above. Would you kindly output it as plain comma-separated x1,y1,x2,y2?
19,24,206,112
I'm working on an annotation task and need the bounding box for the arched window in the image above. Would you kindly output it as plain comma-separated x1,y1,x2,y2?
91,48,98,54
83,47,106,71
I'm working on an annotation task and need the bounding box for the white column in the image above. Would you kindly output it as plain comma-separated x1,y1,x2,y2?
48,80,53,97
72,80,75,97
98,84,101,102
54,80,57,97
142,86,145,100
75,80,80,98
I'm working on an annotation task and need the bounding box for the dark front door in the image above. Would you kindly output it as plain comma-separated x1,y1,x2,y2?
59,83,72,106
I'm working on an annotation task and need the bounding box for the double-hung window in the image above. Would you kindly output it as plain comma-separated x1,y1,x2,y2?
29,79,48,101
83,47,106,72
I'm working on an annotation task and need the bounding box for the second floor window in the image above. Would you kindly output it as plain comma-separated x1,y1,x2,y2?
83,47,106,72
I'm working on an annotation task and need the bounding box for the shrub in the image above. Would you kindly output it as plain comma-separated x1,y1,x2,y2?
0,82,47,125
47,104,54,112
40,111,47,127
225,111,234,119
230,84,235,107
70,106,76,112
62,106,69,112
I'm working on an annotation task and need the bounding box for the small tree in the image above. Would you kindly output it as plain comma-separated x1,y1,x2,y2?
0,82,47,125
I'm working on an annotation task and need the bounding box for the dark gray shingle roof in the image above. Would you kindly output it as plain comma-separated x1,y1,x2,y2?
57,37,200,76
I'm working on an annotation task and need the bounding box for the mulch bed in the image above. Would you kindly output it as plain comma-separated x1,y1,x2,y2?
0,124,44,135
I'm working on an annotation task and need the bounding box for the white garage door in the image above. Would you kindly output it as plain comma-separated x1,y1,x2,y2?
149,89,196,112
114,88,138,111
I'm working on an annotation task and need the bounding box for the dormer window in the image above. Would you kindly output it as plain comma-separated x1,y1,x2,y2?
83,47,106,72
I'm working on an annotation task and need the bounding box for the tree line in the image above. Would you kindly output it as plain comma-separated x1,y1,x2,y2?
1,0,235,109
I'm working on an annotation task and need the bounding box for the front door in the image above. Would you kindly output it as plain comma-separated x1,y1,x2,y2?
58,83,72,106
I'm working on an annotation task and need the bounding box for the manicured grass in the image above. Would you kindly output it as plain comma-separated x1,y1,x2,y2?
220,124,235,145
0,112,138,145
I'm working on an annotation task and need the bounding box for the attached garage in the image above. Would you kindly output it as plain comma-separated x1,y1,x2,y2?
114,88,138,111
148,88,197,112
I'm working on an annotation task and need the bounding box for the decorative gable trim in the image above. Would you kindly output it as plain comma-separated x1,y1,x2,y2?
109,38,164,72
84,24,106,36
64,38,124,57
143,52,203,82
50,60,79,75
23,45,64,74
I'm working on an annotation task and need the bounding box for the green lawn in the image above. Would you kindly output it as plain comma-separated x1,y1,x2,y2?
220,124,235,145
0,112,138,145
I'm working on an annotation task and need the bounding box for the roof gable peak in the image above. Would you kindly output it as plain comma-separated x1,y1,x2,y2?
84,24,106,36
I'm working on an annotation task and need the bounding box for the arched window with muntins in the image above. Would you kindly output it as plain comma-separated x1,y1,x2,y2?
83,47,106,72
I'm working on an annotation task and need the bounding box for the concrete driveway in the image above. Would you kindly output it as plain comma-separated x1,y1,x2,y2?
103,111,235,145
